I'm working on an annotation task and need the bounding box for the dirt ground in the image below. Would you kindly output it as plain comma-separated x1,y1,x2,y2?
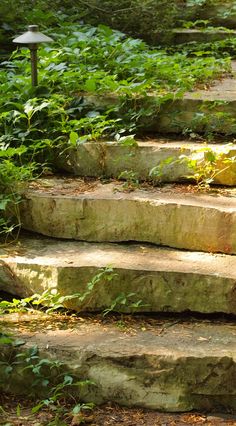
1,395,236,426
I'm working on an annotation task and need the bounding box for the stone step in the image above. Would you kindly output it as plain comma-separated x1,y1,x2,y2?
56,139,236,186
159,29,236,45
145,62,236,134
20,178,236,254
88,62,236,134
155,91,236,135
1,313,236,412
1,234,236,314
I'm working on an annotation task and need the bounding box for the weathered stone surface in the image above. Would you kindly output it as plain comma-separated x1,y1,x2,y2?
166,29,236,45
1,314,236,412
56,140,236,186
1,235,236,314
20,179,236,254
155,97,236,134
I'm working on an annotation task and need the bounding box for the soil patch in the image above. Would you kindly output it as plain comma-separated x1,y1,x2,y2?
26,176,236,197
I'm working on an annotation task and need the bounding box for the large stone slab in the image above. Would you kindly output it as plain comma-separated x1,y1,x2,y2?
56,140,236,186
1,314,236,412
160,29,236,45
20,178,236,254
1,235,236,314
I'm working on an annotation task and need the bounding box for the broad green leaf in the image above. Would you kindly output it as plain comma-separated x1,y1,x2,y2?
84,78,97,92
69,131,78,145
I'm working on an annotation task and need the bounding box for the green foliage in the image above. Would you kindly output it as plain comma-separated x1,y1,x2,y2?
103,292,149,316
1,0,236,50
149,156,176,183
0,265,149,316
178,145,236,188
118,170,140,191
0,342,94,420
0,267,116,314
0,291,84,314
179,0,236,28
150,144,236,189
0,0,179,45
184,108,236,137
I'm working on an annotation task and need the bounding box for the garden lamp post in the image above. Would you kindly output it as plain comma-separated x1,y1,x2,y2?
13,25,53,87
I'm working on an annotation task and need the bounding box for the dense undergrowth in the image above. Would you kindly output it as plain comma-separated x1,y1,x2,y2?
0,10,234,239
1,0,236,47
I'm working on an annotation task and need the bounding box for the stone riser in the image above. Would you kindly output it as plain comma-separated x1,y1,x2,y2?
159,30,236,45
20,180,236,254
56,141,236,186
86,94,236,135
1,236,236,314
87,96,236,135
153,98,236,134
2,315,236,412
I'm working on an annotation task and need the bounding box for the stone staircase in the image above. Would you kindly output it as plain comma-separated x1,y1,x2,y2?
2,21,236,416
1,132,236,412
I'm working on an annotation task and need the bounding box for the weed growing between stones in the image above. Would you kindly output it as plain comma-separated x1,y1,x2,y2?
0,267,148,315
0,338,94,422
117,170,140,191
149,144,236,189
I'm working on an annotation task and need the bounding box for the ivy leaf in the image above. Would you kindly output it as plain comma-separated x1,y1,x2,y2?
84,78,97,92
13,339,26,347
69,131,78,146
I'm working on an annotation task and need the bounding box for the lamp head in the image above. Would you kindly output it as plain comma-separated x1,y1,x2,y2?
13,25,53,44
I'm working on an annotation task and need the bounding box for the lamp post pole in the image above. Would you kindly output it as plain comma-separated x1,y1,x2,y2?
30,44,38,86
13,25,53,87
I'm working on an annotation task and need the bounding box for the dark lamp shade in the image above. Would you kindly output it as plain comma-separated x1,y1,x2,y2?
13,25,53,44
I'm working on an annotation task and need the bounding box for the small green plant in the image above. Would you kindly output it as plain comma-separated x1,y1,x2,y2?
103,292,149,316
149,144,236,189
179,146,236,188
118,170,140,191
115,134,138,147
0,267,117,314
149,156,176,184
0,342,94,420
0,291,82,314
72,266,117,310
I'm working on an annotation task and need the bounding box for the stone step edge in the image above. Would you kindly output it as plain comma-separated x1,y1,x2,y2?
1,236,236,314
55,140,236,186
1,314,236,412
157,28,236,44
20,179,236,255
